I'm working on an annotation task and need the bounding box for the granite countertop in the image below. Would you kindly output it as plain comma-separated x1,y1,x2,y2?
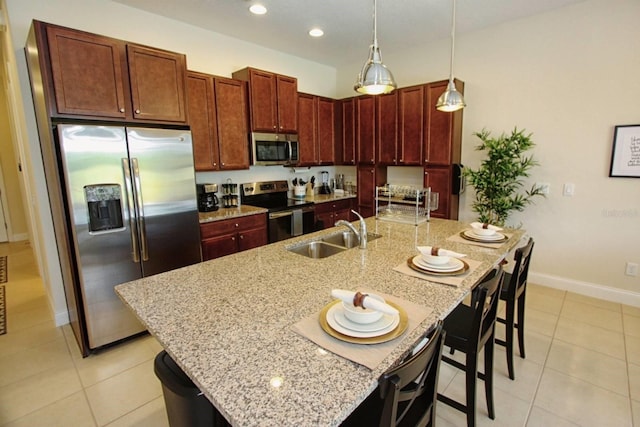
116,218,523,426
198,194,356,224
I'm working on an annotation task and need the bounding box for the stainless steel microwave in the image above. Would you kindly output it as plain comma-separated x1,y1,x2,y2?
250,132,299,166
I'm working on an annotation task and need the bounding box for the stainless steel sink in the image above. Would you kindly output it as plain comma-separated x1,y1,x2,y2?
286,241,347,259
321,231,383,249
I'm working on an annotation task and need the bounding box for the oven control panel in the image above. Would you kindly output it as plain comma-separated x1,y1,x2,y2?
241,180,289,196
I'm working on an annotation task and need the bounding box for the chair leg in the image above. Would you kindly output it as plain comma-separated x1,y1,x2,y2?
504,301,516,380
517,292,527,358
465,351,478,427
484,336,496,420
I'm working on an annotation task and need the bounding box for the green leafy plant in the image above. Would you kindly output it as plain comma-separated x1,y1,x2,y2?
464,128,545,226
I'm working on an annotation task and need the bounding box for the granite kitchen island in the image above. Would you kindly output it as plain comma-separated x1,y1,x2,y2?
115,217,524,426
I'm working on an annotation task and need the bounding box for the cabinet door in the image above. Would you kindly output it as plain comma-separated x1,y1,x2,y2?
276,75,298,133
398,85,425,165
377,92,397,165
357,96,376,164
425,81,454,166
127,44,187,123
358,166,386,217
341,98,356,165
315,211,334,230
247,69,278,132
297,93,317,165
215,77,250,170
187,72,218,171
45,25,128,119
334,209,351,223
201,233,238,261
238,227,268,252
424,166,457,220
317,97,335,164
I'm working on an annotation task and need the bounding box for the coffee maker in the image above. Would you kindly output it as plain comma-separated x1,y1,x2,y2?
196,183,219,212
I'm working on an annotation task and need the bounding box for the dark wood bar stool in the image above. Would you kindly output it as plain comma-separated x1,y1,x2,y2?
437,266,504,427
342,322,445,427
495,238,535,380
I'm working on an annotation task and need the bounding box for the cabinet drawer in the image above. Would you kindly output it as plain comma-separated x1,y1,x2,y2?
200,213,267,239
315,199,351,214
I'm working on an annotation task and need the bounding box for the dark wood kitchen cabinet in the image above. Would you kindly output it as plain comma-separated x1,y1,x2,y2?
232,67,298,133
187,72,249,171
357,165,387,219
297,93,335,165
397,85,425,165
422,79,464,220
338,98,356,165
314,199,352,230
356,95,376,165
36,21,187,124
200,214,267,261
376,92,398,165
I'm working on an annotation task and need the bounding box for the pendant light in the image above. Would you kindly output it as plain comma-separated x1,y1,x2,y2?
436,0,466,112
354,0,397,95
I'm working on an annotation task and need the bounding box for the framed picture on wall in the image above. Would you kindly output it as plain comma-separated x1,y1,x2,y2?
609,124,640,178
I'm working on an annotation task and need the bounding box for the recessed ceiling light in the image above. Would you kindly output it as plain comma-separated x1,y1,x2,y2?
308,28,324,37
249,4,267,15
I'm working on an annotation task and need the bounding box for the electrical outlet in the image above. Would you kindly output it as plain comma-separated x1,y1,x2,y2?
626,262,638,277
537,183,550,195
563,183,575,197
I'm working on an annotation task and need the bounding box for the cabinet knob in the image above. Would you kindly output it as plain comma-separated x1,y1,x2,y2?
231,236,236,241
135,109,141,114
235,223,239,227
119,108,125,113
213,163,217,166
221,163,225,166
240,235,244,239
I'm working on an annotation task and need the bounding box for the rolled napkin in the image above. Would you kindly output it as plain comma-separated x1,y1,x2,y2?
470,222,502,231
416,246,466,258
331,289,399,316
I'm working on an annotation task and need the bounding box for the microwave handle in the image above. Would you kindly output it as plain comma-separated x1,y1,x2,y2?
287,140,293,161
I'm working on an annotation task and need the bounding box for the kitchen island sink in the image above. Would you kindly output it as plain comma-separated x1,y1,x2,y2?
286,240,346,258
321,230,382,249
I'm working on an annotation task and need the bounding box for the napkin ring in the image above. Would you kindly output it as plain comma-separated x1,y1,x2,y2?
353,291,369,309
431,247,440,256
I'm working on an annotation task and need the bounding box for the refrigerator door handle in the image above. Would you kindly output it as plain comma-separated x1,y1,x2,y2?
131,158,149,261
122,158,140,263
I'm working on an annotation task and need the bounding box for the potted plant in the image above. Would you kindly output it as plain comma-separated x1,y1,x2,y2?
464,128,544,226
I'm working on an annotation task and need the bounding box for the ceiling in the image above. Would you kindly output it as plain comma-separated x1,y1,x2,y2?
112,0,583,67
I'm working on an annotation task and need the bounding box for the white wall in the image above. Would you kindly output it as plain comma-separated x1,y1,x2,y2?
338,0,640,301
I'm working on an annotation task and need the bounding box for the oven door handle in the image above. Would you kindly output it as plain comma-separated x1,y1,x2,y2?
269,211,293,219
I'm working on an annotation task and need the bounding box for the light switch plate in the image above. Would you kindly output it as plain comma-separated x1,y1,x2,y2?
626,262,638,277
563,183,575,197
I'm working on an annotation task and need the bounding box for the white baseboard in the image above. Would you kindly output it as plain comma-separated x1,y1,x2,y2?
54,310,70,327
529,271,640,307
10,233,29,242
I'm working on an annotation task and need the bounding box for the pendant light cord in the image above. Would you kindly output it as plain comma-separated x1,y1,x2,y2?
448,0,456,84
372,0,379,49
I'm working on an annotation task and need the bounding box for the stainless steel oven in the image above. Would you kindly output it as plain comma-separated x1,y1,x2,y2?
268,205,316,243
241,180,316,243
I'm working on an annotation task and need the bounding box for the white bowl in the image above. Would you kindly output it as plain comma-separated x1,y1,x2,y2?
471,226,497,236
342,293,385,324
422,254,451,265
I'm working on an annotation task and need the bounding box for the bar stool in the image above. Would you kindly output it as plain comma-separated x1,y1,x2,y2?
495,238,535,380
437,266,504,427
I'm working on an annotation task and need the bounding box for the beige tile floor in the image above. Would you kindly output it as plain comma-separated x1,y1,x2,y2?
0,240,638,426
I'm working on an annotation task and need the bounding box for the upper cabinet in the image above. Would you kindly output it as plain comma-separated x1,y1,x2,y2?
232,67,298,133
187,71,249,171
35,21,187,124
424,79,463,166
376,92,398,165
338,98,356,165
356,95,376,165
397,85,425,166
297,93,335,166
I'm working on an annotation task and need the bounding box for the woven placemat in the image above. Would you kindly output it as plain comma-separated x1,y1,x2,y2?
0,256,6,284
0,285,5,335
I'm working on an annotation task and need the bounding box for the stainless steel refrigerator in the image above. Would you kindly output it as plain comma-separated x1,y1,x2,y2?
56,124,202,353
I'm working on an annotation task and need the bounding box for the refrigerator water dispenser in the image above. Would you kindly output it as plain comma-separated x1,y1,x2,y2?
85,184,124,232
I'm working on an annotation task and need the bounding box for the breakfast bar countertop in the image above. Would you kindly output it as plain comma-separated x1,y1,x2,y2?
115,218,524,426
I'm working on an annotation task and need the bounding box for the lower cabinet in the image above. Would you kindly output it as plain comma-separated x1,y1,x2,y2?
357,166,387,219
200,214,267,261
423,166,458,220
315,199,353,230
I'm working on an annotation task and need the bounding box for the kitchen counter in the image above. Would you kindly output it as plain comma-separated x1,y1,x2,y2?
308,192,357,204
115,218,523,426
198,205,267,223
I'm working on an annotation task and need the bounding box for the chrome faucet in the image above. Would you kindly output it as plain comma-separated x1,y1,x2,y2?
335,210,367,249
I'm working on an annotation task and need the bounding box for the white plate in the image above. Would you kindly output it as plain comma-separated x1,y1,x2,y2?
326,304,399,338
464,230,506,241
414,256,464,272
333,305,395,332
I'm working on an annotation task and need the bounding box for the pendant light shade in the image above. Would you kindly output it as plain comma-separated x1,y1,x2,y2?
354,0,396,95
436,0,466,112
